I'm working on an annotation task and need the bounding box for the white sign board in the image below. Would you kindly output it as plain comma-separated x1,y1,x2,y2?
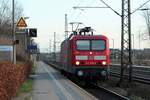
0,45,13,61
0,46,13,51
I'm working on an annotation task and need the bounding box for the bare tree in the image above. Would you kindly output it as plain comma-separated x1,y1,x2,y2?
0,0,23,34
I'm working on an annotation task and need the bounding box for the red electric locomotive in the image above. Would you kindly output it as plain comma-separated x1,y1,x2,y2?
60,27,110,81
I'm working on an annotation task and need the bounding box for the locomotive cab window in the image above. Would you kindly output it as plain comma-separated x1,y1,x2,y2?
76,40,90,50
91,40,105,50
76,40,105,50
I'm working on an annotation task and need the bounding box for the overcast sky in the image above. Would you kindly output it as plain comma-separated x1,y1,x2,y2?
18,0,150,52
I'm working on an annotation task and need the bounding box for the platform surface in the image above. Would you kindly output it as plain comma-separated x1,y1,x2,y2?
31,61,97,100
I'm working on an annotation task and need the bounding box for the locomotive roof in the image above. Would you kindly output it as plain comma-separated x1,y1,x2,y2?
61,34,108,44
69,34,108,40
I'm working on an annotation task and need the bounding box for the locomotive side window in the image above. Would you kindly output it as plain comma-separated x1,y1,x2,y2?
76,40,90,50
91,40,105,50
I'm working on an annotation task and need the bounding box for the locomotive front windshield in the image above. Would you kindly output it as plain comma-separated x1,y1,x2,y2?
76,40,105,50
76,40,90,50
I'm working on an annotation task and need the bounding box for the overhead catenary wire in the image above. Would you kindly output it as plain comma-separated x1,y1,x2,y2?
66,0,87,34
71,0,97,23
68,0,104,34
68,0,86,21
71,0,105,32
131,0,150,14
69,0,149,28
99,0,121,16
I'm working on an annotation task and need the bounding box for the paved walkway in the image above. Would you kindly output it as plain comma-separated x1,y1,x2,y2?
14,61,97,100
31,61,60,100
31,61,97,100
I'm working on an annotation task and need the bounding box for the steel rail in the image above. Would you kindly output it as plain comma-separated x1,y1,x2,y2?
111,72,150,84
90,82,129,100
45,60,150,85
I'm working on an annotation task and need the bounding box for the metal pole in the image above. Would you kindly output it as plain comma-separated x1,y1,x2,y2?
139,31,141,50
112,39,114,60
147,10,150,37
70,23,74,31
132,34,134,64
118,0,132,85
132,34,134,51
65,14,68,39
128,0,132,82
120,0,124,84
112,39,114,50
49,40,51,54
54,32,56,61
12,0,16,64
25,30,27,51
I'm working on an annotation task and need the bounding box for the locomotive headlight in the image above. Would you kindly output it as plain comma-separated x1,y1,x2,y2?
76,61,80,65
101,71,107,76
102,61,106,65
77,71,83,76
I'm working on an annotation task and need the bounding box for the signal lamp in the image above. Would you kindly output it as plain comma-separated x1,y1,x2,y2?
28,28,37,37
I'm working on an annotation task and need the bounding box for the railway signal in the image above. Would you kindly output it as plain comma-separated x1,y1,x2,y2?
28,28,37,37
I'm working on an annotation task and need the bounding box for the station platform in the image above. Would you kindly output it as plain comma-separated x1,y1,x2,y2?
31,61,97,100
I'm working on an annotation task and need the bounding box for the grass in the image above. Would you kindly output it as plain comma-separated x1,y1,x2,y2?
19,62,37,93
19,62,35,93
15,63,35,98
19,79,33,93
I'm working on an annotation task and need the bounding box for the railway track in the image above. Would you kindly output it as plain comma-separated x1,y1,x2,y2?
46,61,150,85
44,61,130,100
84,82,129,100
111,64,150,76
45,60,150,84
111,72,150,84
110,64,150,84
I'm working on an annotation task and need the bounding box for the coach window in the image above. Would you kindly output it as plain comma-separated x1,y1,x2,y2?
91,40,105,50
76,40,90,50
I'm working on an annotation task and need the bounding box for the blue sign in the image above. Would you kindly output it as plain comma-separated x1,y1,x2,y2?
27,45,37,50
27,45,38,54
